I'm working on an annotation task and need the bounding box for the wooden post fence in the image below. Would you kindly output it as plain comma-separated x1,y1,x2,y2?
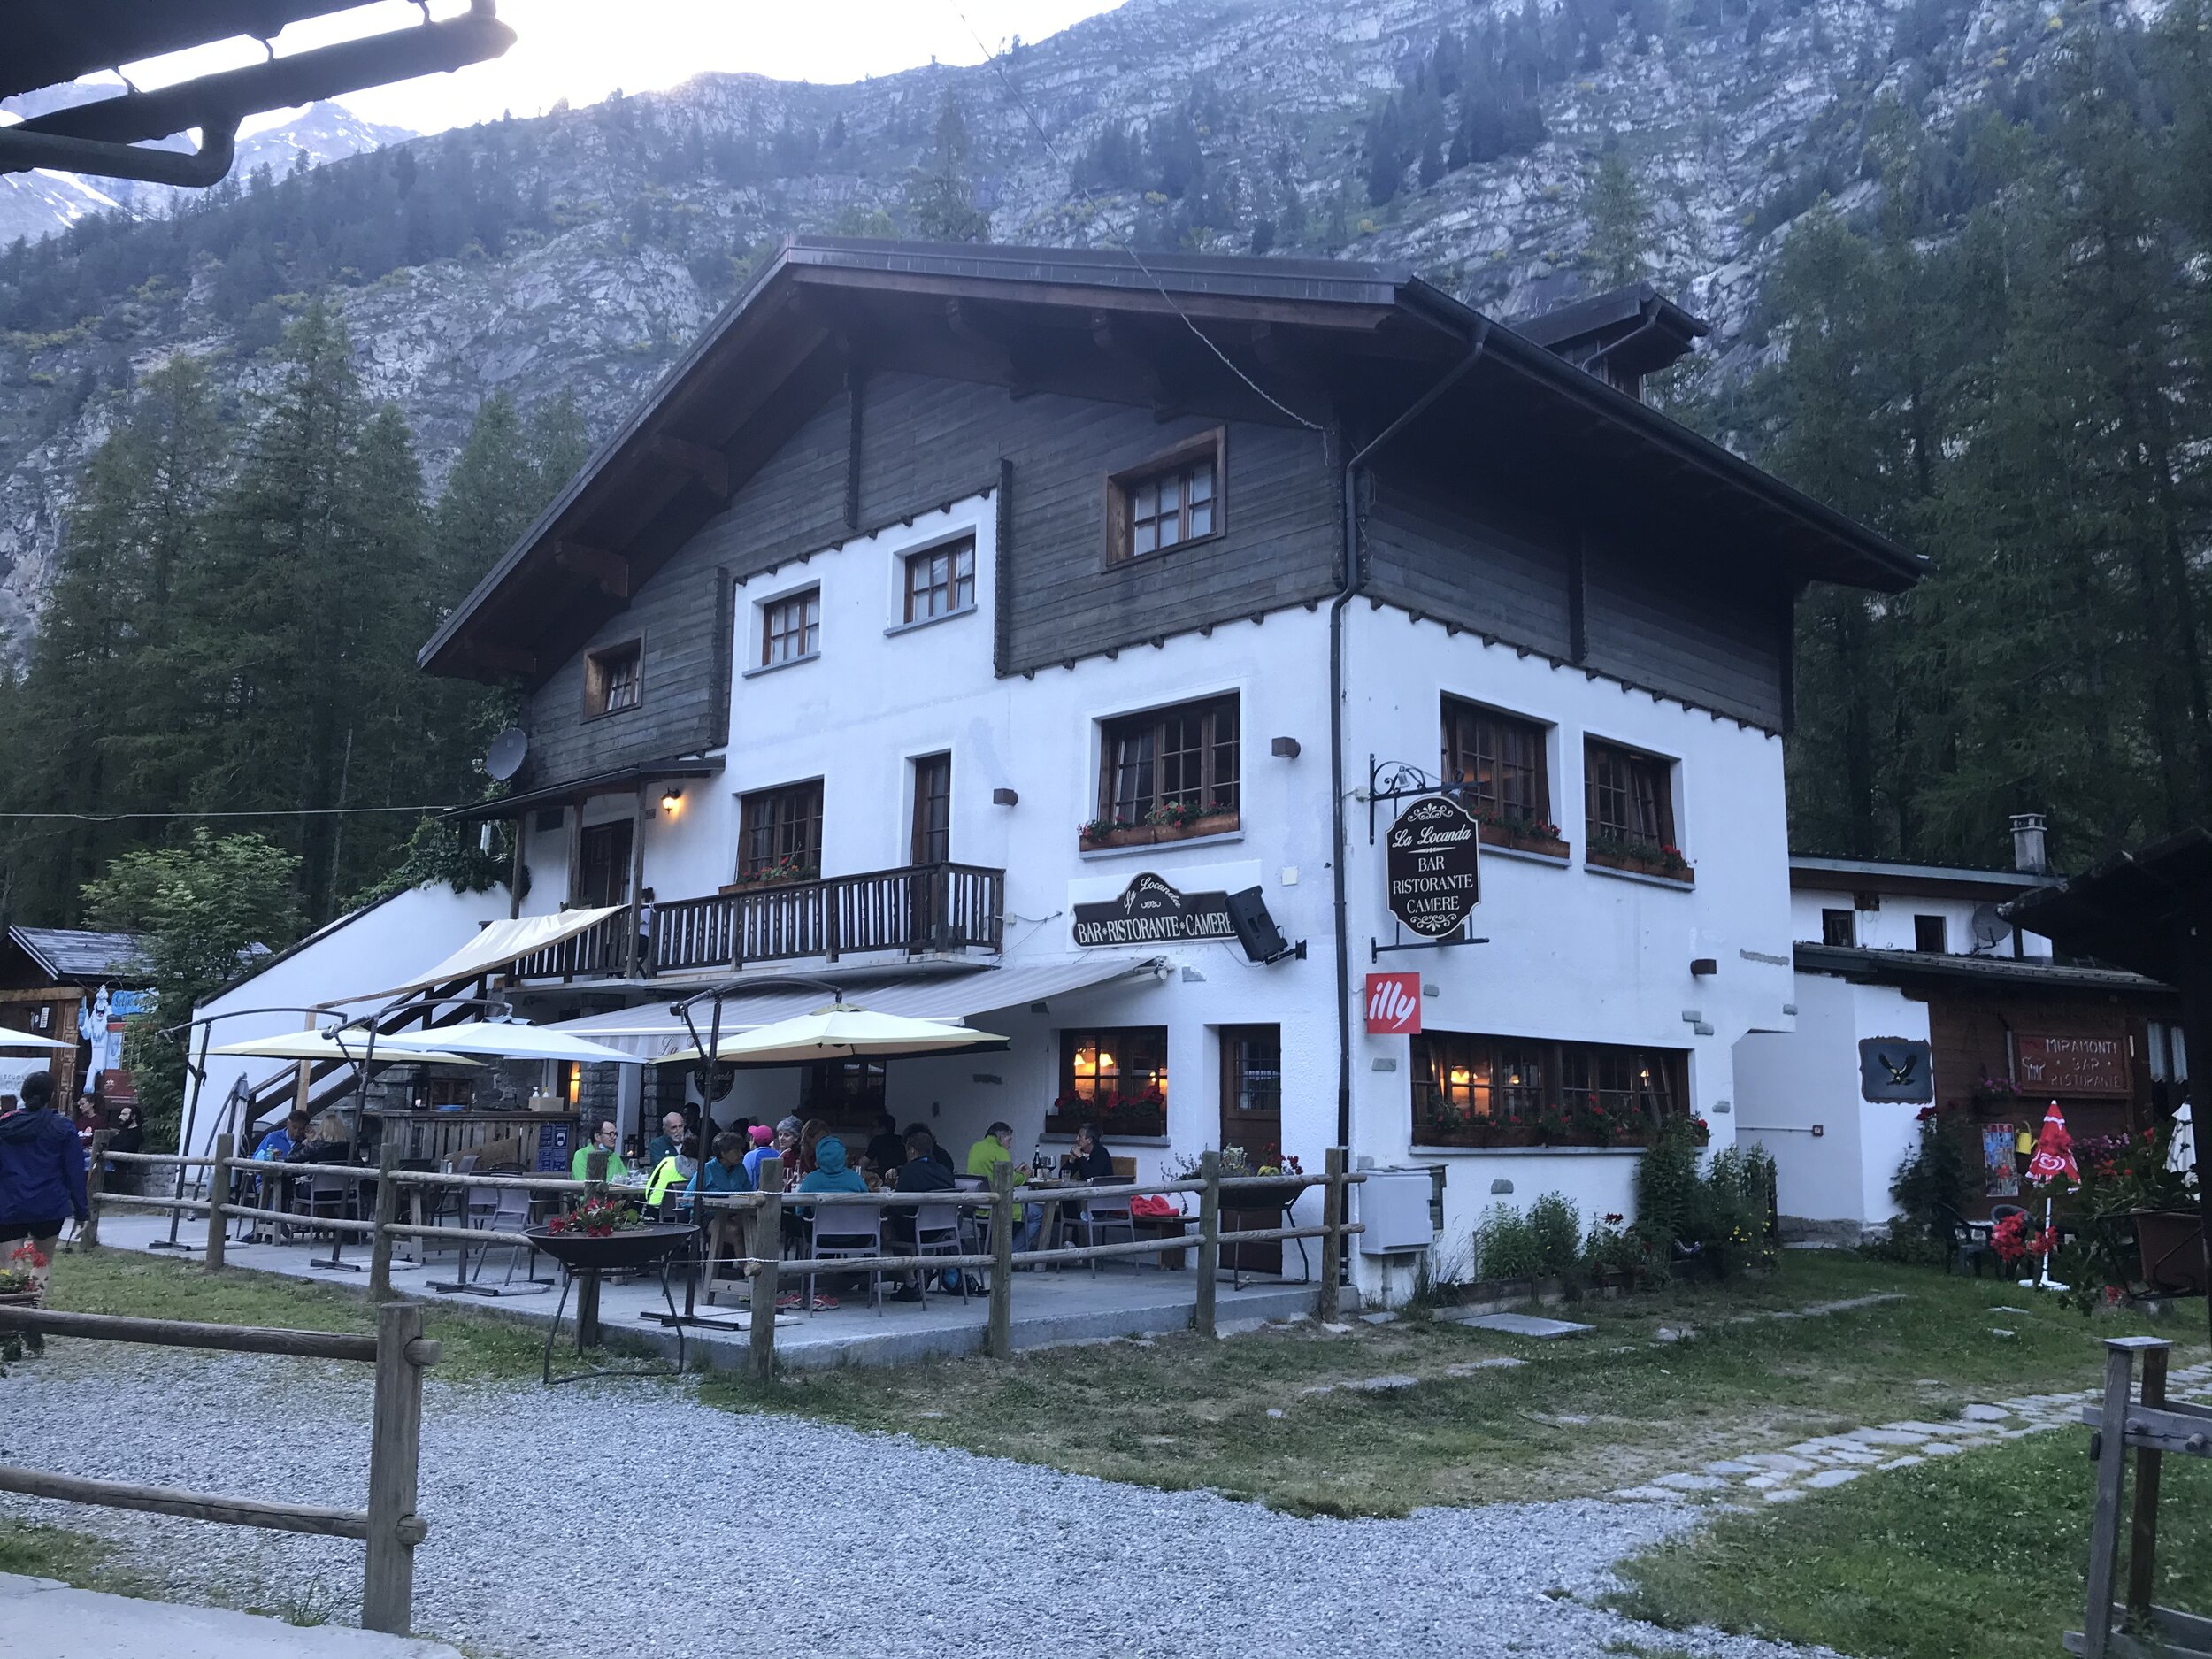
202,1133,232,1270
987,1163,1015,1359
749,1156,781,1381
1318,1145,1347,1324
368,1141,401,1303
0,1300,438,1636
1194,1150,1221,1340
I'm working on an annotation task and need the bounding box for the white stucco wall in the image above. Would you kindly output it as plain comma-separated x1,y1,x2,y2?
182,883,511,1155
1790,885,2051,958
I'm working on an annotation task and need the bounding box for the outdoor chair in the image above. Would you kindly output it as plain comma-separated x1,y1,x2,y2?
908,1202,968,1303
293,1170,356,1256
1059,1194,1136,1275
806,1202,887,1317
951,1175,993,1287
467,1181,537,1288
1934,1203,1998,1278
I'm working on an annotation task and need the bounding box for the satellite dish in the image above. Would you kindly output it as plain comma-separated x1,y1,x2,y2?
1969,902,2008,956
485,726,528,782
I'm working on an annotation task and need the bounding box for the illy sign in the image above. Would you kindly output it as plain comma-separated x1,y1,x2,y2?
1386,795,1481,938
1365,972,1422,1035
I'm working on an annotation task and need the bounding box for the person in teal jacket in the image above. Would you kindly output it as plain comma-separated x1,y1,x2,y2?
796,1137,866,1194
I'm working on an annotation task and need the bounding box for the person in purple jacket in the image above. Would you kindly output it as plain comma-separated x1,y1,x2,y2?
0,1070,88,1296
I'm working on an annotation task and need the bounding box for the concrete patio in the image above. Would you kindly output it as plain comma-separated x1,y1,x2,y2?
88,1212,1321,1371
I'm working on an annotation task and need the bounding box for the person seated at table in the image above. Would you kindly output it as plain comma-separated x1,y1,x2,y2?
797,1136,866,1195
285,1111,353,1164
741,1121,786,1187
965,1122,1042,1254
790,1117,830,1190
887,1127,957,1246
646,1135,700,1216
691,1130,754,1199
645,1111,687,1169
256,1110,310,1162
1067,1123,1117,1183
569,1119,631,1184
907,1119,955,1170
863,1110,907,1177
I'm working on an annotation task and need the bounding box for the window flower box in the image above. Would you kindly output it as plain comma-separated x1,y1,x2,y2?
1586,837,1694,884
1479,819,1571,858
1079,812,1240,852
720,862,819,894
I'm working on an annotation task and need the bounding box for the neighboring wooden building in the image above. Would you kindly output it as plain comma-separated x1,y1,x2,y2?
0,925,152,1106
413,238,1922,1300
1739,823,2187,1237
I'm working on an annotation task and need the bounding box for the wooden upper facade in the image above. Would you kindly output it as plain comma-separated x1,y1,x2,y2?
419,238,1924,795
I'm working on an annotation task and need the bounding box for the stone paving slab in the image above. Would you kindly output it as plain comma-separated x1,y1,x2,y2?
1442,1311,1594,1339
0,1574,460,1659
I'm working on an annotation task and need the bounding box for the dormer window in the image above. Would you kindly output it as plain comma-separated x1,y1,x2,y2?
1109,432,1224,563
583,640,641,718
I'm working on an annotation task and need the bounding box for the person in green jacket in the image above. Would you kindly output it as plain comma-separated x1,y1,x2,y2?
570,1118,632,1184
965,1121,1042,1253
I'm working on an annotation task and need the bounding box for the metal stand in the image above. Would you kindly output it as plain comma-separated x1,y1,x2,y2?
427,1231,553,1298
542,1259,687,1385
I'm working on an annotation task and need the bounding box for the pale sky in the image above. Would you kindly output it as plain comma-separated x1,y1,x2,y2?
104,0,1129,139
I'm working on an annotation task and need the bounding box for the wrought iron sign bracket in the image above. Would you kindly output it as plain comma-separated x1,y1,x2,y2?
1367,754,1458,846
1371,932,1489,962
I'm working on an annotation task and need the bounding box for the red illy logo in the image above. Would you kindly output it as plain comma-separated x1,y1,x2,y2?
1364,972,1421,1035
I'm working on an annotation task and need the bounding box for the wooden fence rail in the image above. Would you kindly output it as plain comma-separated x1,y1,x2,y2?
84,1148,1367,1371
0,1299,436,1635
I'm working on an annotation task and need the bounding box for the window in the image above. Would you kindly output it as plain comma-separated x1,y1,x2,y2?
802,1059,887,1125
736,780,822,884
1054,1026,1167,1137
1220,1026,1283,1123
1585,738,1676,853
584,640,641,717
1913,914,1948,954
1098,695,1239,828
2149,1020,2190,1083
902,536,975,623
1412,1030,1687,1148
1109,433,1223,562
1822,909,1858,948
909,753,950,865
760,588,820,667
1440,698,1552,832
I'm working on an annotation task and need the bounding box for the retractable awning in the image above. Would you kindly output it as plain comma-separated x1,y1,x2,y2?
541,956,1168,1060
354,906,626,1001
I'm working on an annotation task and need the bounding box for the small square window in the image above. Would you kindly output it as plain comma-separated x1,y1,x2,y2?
761,588,819,667
1822,909,1857,947
584,640,641,717
902,536,975,623
1110,433,1224,563
1585,738,1676,852
1913,914,1947,954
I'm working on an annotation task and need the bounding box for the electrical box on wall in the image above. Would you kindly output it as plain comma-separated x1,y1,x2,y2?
1353,1169,1440,1254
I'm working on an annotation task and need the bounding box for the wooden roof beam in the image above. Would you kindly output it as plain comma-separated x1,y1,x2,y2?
651,435,731,499
551,539,632,599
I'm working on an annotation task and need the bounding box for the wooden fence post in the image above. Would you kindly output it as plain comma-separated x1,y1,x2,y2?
987,1162,1015,1359
203,1135,232,1271
363,1300,429,1636
368,1141,400,1302
749,1160,781,1382
2125,1342,2170,1620
1318,1147,1347,1324
81,1131,110,1250
1195,1149,1220,1340
2081,1338,2144,1659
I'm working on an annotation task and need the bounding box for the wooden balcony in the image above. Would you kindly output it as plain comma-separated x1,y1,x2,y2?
510,862,1006,983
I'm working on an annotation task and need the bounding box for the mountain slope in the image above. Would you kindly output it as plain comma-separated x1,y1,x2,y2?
0,0,2071,657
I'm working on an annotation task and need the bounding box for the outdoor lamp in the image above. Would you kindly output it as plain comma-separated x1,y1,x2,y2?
660,787,683,814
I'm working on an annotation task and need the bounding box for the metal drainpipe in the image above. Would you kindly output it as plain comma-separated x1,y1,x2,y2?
1329,320,1492,1148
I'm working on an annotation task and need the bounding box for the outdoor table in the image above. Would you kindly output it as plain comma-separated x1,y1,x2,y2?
525,1222,695,1384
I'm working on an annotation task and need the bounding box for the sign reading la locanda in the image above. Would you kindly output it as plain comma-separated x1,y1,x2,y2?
1073,872,1238,948
1386,795,1481,939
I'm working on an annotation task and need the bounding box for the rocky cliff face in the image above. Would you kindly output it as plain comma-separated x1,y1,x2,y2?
0,0,2062,657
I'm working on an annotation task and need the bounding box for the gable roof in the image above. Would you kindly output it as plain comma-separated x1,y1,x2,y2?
7,926,150,985
421,236,1926,686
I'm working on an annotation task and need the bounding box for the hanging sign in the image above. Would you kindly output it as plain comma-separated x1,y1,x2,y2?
1386,795,1481,938
1858,1037,1934,1103
1072,872,1238,948
2014,1035,2128,1096
1365,972,1422,1035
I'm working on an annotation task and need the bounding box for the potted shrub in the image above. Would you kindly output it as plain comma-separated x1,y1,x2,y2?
0,1242,45,1308
1079,817,1149,850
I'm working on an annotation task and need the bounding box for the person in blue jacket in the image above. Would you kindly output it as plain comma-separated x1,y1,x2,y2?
0,1071,88,1296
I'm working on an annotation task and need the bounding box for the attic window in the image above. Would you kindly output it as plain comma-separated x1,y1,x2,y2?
584,640,641,718
1108,431,1224,563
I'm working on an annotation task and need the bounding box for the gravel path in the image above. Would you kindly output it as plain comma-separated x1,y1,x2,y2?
0,1343,1814,1659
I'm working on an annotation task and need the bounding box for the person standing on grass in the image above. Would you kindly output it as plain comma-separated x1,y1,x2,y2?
0,1071,88,1296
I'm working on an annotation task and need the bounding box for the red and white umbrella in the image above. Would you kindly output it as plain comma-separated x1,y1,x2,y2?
2020,1100,2075,1291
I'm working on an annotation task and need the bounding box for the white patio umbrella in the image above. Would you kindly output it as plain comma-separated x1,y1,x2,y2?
657,1003,1008,1065
210,1030,482,1066
0,1032,73,1049
2170,1101,2197,1185
367,1020,644,1065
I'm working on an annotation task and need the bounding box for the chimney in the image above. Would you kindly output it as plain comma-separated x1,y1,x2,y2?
2010,812,2049,875
1511,282,1710,403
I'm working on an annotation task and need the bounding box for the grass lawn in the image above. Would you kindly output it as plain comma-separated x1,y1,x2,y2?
1609,1429,2212,1659
702,1251,2208,1517
0,1517,142,1594
33,1245,549,1383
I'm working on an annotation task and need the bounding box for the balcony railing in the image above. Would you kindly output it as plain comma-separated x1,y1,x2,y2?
509,863,1006,983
